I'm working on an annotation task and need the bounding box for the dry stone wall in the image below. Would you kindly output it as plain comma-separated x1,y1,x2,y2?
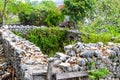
51,42,120,79
0,28,47,80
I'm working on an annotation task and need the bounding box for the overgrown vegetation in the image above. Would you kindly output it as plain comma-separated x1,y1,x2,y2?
14,27,73,57
78,0,120,43
88,68,109,80
87,61,109,80
80,26,120,44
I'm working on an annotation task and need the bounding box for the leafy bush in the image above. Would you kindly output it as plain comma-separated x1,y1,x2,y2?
14,27,72,57
87,61,109,80
88,68,109,80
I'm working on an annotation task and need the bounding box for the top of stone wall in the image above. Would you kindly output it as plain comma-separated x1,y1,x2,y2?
2,25,38,34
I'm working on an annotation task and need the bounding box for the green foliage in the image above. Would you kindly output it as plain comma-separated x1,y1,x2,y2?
87,61,109,80
0,0,33,24
93,0,120,27
14,27,72,57
18,1,64,26
6,15,20,24
83,0,120,28
5,0,36,15
81,33,111,44
62,0,96,23
0,0,4,23
78,0,120,44
81,32,120,44
87,61,96,70
88,68,109,80
80,24,120,44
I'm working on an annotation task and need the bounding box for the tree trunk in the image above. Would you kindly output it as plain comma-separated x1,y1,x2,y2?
0,0,8,27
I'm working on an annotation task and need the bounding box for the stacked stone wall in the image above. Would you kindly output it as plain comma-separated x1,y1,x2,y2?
0,28,47,80
51,42,120,79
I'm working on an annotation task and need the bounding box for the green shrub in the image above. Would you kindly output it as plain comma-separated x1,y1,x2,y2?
88,61,109,80
88,68,109,80
15,27,72,57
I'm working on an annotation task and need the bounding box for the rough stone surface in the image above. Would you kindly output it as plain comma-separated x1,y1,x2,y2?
2,25,38,34
51,42,120,79
0,28,47,80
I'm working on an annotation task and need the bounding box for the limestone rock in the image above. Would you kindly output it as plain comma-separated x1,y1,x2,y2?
96,42,104,47
72,42,84,53
72,64,80,71
66,50,76,56
77,58,86,66
108,42,115,46
64,45,73,51
80,50,94,58
94,50,102,58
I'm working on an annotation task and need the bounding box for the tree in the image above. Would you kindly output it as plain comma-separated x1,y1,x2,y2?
62,0,96,28
0,0,4,26
39,1,64,27
93,0,120,28
18,0,64,26
0,0,18,26
0,0,34,26
0,0,9,27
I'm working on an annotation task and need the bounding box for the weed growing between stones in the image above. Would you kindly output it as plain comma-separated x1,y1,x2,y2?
88,67,109,80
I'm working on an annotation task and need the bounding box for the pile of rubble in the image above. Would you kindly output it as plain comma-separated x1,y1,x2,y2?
51,42,120,78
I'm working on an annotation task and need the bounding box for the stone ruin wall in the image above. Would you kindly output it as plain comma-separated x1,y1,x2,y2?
51,42,120,79
0,28,47,80
0,25,120,80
